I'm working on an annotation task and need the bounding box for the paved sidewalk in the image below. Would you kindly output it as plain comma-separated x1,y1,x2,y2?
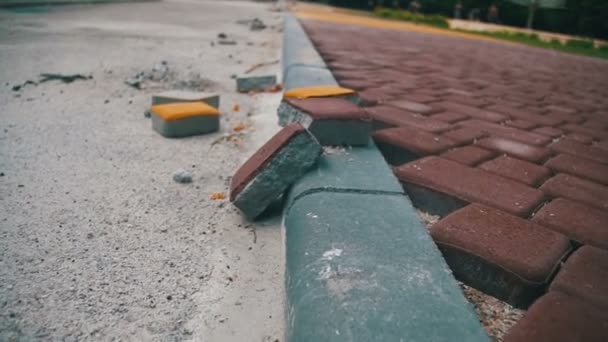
298,14,608,342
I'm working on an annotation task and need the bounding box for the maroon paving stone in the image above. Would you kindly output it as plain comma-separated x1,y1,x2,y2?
394,156,545,217
442,146,496,166
549,245,608,309
540,173,608,211
503,291,608,342
431,204,571,308
504,119,538,130
373,127,457,165
545,154,608,185
544,104,577,115
441,126,487,145
533,126,563,138
550,139,608,164
443,88,474,97
338,79,378,91
283,98,369,121
440,94,493,108
357,88,395,106
532,198,608,250
596,140,608,151
386,99,440,115
280,98,371,146
430,111,469,124
459,120,552,146
434,101,507,123
560,123,608,140
476,137,553,163
398,93,439,104
365,105,452,132
479,155,551,186
486,104,564,126
564,132,594,144
582,118,608,131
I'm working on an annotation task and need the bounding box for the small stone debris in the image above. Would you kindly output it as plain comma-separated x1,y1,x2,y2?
250,18,267,31
11,73,92,92
173,169,193,184
210,192,226,200
125,61,169,90
39,73,92,84
236,75,277,93
218,40,237,46
11,80,36,91
217,32,227,39
144,109,151,118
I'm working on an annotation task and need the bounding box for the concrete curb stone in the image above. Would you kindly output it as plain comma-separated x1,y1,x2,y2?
280,13,488,342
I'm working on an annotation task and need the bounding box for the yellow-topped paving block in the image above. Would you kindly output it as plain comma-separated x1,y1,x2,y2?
283,86,355,99
151,101,219,121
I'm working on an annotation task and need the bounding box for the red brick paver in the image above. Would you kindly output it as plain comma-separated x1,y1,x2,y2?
431,204,571,308
503,291,608,342
301,18,608,338
549,246,608,309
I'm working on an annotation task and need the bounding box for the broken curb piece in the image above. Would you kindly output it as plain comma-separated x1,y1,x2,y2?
278,97,371,146
151,90,220,108
230,123,322,219
236,75,277,93
150,102,220,138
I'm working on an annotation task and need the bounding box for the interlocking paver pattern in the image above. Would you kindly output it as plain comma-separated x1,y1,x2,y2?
300,18,608,337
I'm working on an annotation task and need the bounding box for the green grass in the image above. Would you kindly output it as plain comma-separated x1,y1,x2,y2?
374,7,449,28
373,8,608,60
461,30,608,60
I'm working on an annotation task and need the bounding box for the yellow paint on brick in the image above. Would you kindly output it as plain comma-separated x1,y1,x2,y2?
151,101,219,121
293,3,509,45
284,85,355,99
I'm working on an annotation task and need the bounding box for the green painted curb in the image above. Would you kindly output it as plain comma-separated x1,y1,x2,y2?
280,13,488,342
285,192,489,342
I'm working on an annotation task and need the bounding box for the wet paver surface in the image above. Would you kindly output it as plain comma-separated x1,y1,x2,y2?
300,18,608,341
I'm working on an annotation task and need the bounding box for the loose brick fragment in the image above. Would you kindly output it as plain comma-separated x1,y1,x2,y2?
459,120,552,146
150,102,220,138
532,198,608,250
373,127,457,165
366,105,451,132
550,139,608,164
545,154,608,185
480,156,551,186
236,75,277,92
278,98,371,146
431,204,571,308
504,292,608,342
230,124,322,218
476,137,552,163
540,174,608,210
442,146,495,166
550,246,608,308
394,156,545,217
